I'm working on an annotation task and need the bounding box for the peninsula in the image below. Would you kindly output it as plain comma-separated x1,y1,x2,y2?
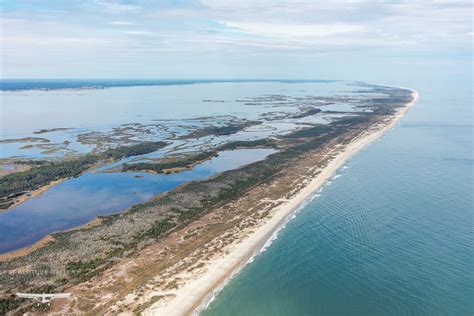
0,83,417,315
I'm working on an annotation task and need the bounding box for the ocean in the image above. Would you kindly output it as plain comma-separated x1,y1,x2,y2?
202,77,473,315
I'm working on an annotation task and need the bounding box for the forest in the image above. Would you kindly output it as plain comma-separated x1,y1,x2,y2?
122,150,218,173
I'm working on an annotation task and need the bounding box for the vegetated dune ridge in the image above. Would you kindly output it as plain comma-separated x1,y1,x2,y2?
142,89,418,316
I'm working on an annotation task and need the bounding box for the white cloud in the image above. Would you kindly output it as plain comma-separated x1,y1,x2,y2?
90,0,142,13
0,0,472,78
120,30,154,36
108,21,134,26
220,21,365,38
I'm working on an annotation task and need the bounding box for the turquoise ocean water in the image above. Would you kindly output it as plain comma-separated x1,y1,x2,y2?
203,77,473,315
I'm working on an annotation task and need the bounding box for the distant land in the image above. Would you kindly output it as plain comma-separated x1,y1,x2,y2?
0,79,337,91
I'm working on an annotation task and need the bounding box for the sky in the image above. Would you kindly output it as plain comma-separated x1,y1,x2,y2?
0,0,472,79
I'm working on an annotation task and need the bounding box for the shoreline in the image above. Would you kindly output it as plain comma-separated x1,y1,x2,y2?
0,217,102,262
1,178,66,212
0,235,55,262
144,90,419,315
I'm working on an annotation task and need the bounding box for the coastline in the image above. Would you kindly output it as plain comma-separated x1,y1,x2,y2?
144,90,419,316
1,178,66,212
0,235,55,262
0,217,102,262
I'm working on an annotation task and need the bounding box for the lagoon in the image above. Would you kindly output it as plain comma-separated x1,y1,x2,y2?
0,148,276,254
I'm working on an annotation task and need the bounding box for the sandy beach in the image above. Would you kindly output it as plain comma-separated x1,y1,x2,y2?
143,90,419,316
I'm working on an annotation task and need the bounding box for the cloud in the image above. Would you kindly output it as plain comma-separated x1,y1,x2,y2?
89,0,142,13
220,21,365,38
0,0,472,78
120,30,154,36
108,21,134,25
